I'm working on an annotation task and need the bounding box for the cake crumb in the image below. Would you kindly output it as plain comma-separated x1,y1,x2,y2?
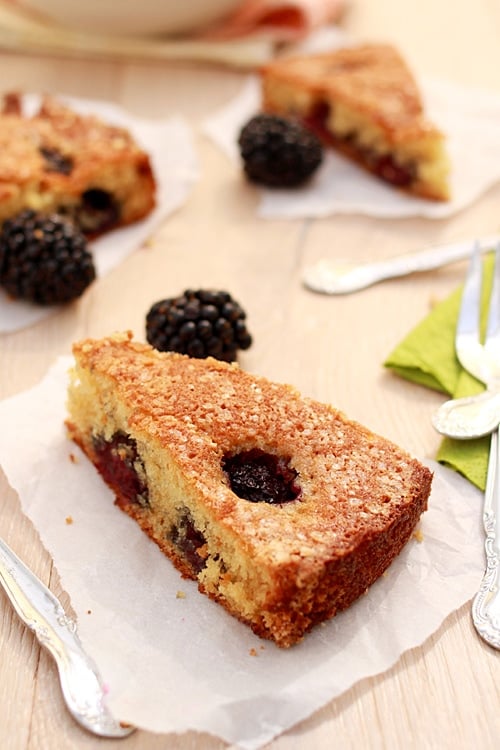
65,516,73,525
249,648,258,657
176,590,186,599
413,528,424,543
87,609,92,614
69,452,78,464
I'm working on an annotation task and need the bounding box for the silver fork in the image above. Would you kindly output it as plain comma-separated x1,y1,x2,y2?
437,242,500,649
0,536,134,737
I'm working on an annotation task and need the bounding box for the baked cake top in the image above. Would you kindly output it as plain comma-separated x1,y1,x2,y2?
262,43,441,141
0,92,152,195
70,332,432,567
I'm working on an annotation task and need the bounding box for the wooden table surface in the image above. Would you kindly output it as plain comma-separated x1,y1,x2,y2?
1,1,499,748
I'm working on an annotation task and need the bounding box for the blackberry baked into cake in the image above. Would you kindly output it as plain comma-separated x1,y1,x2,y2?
66,332,432,647
0,92,156,235
261,43,450,201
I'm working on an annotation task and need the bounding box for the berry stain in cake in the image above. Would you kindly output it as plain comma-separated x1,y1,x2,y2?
304,101,416,189
39,145,74,175
223,449,301,504
168,509,208,574
76,189,120,235
92,431,149,508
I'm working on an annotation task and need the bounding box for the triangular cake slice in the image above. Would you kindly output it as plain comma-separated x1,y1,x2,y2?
66,332,432,647
261,43,450,200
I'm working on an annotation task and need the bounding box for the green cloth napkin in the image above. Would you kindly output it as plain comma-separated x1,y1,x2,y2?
384,253,496,491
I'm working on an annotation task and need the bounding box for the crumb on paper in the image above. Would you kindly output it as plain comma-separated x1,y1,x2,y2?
413,528,424,543
249,648,258,657
142,236,155,249
87,609,92,614
176,590,186,599
65,516,73,525
69,452,78,464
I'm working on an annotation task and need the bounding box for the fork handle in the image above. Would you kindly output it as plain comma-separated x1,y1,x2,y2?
472,427,500,649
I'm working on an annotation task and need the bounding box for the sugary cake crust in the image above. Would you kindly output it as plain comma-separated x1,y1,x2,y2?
264,45,428,139
0,92,156,233
66,332,432,647
261,44,450,201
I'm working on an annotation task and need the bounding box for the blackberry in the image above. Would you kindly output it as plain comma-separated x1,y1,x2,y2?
0,210,96,305
238,113,323,188
223,449,301,504
146,289,252,363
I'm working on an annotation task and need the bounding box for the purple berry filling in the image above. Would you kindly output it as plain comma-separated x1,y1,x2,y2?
39,145,74,175
91,431,149,508
223,449,301,505
168,510,207,574
76,189,120,234
305,100,416,188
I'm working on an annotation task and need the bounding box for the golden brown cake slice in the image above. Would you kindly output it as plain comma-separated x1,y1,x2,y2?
262,43,450,200
0,92,156,235
66,332,432,647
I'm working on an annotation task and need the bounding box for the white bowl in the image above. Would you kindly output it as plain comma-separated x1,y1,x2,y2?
18,0,243,37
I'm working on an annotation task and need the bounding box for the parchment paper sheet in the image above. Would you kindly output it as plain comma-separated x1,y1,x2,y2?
0,95,199,333
0,357,485,748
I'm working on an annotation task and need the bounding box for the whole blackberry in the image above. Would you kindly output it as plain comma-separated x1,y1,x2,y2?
146,289,252,363
238,113,323,188
0,210,96,305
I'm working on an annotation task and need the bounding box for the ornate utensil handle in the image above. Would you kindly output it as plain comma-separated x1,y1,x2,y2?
0,537,133,737
472,427,500,649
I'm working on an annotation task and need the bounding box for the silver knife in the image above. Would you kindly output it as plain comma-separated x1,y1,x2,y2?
0,536,134,737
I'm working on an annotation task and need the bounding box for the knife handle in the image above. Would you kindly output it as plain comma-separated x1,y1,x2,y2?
472,427,500,650
0,536,133,737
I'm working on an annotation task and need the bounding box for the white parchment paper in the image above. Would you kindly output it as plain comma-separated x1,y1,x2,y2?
0,357,485,749
204,70,500,220
0,95,199,334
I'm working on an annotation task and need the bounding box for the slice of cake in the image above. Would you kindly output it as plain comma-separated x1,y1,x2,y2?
261,43,450,201
0,92,156,235
66,332,432,647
